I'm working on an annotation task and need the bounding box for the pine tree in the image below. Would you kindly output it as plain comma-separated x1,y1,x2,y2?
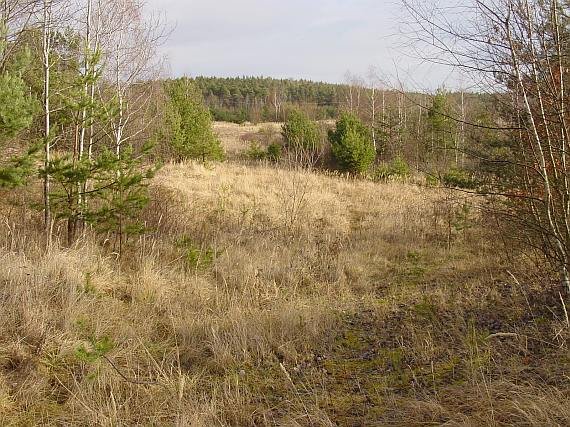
85,143,157,255
0,25,39,188
44,44,105,244
329,113,375,174
281,109,319,150
281,109,321,166
426,88,455,161
163,78,224,162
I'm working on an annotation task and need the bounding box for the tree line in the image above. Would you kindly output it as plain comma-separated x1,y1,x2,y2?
190,74,502,182
244,86,499,185
192,76,342,123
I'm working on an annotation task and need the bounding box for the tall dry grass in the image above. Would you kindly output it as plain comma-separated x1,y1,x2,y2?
0,159,568,426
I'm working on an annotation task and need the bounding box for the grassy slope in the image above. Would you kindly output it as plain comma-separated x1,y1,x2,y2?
0,124,569,426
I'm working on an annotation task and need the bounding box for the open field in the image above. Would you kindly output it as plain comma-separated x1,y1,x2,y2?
3,0,569,423
0,124,569,425
213,121,282,159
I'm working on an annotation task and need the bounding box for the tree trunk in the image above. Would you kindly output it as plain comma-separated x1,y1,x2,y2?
42,0,52,246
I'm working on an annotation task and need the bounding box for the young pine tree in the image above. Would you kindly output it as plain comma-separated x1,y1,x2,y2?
281,109,321,166
85,143,157,255
329,113,375,174
163,78,223,162
0,28,39,187
281,109,319,151
44,46,106,244
426,89,455,162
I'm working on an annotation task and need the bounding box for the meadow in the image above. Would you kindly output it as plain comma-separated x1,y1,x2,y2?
0,123,568,426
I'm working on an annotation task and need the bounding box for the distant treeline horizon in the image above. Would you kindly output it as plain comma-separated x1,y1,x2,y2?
171,75,489,124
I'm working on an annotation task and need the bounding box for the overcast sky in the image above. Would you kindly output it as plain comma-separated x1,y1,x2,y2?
146,0,457,88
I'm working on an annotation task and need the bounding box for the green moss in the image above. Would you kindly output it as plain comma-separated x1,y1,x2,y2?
382,348,405,372
323,356,385,378
338,330,367,351
413,297,438,321
326,392,368,414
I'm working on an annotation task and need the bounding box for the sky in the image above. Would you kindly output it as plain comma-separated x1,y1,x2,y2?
146,0,458,88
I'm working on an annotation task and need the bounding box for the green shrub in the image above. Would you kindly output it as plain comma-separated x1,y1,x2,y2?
374,156,411,181
282,110,320,151
452,203,474,233
390,156,411,177
425,174,440,187
442,168,477,189
266,143,282,162
176,236,216,270
210,107,248,124
185,246,215,270
245,141,267,160
75,336,114,363
329,113,375,174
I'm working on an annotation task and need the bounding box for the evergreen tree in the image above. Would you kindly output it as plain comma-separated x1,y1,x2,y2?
41,34,155,248
281,109,321,166
0,73,36,138
426,89,455,160
85,143,157,255
0,26,38,188
163,78,224,162
329,113,375,174
44,45,106,244
281,109,319,151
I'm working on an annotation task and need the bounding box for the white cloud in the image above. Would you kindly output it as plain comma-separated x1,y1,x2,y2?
146,0,460,88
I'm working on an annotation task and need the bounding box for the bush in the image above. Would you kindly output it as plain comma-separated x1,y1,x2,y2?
266,143,282,162
425,174,440,187
442,167,478,189
281,110,320,151
245,141,283,163
329,113,375,174
210,107,248,124
176,236,216,271
374,156,411,181
245,141,267,161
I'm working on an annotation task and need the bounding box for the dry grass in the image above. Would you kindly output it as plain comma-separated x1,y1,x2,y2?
0,158,569,426
213,121,282,159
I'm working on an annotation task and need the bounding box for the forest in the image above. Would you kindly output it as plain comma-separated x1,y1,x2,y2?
193,76,343,122
0,0,569,425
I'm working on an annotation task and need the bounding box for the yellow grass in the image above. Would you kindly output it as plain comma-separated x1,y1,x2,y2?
213,121,282,158
0,157,569,425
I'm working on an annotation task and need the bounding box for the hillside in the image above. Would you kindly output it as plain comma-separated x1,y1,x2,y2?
1,125,568,425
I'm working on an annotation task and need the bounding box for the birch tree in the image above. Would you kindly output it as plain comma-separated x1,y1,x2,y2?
41,0,53,240
402,0,570,295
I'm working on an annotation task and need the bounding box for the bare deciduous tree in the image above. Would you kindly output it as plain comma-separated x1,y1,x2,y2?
402,0,570,295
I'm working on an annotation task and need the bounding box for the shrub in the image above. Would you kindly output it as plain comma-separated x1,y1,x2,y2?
266,143,282,162
210,107,248,124
245,141,267,161
374,156,411,181
281,110,320,151
442,167,477,189
425,174,440,187
176,236,216,271
329,113,375,174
